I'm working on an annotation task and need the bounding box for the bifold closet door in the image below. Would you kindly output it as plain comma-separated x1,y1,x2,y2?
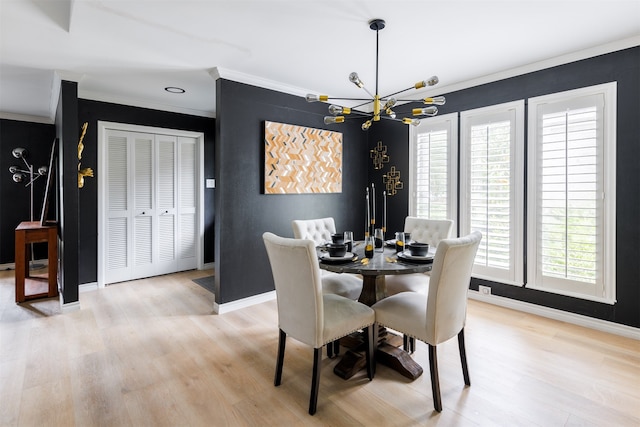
105,130,196,284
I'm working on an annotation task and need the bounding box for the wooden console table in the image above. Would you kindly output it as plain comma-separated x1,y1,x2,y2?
15,221,58,303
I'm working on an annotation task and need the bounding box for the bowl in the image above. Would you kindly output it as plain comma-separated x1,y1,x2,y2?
407,242,429,256
327,243,347,257
331,233,344,244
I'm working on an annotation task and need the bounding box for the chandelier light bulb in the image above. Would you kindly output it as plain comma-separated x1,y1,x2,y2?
324,116,345,125
37,166,48,176
306,94,328,103
328,105,351,116
12,173,25,183
9,165,19,173
361,120,372,130
424,96,446,106
382,98,396,110
413,106,439,116
349,72,364,88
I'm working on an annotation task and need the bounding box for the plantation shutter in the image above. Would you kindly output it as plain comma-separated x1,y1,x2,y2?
460,101,524,285
527,83,615,303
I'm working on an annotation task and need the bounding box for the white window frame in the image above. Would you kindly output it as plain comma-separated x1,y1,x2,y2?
409,112,458,229
527,82,616,304
460,100,525,286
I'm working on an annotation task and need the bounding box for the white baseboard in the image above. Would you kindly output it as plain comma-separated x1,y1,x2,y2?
59,292,81,313
469,290,640,340
79,282,98,292
0,262,15,270
214,290,276,314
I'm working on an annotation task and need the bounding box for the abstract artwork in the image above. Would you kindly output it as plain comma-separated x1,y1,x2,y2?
264,121,342,194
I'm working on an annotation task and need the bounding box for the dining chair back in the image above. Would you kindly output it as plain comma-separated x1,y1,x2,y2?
386,217,454,298
404,217,454,246
292,217,336,245
263,232,375,415
372,231,482,412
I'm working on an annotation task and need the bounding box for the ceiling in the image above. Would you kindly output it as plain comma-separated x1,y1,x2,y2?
1,0,639,123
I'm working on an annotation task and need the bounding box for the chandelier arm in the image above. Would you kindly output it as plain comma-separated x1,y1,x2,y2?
361,86,376,99
381,86,417,100
342,113,373,120
324,97,374,102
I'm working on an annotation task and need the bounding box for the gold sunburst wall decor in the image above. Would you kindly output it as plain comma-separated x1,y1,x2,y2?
383,166,403,196
370,140,389,170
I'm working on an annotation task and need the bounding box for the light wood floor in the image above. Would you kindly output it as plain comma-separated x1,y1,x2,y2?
1,269,638,426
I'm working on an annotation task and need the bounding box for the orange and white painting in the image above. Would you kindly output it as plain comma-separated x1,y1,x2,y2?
264,121,342,194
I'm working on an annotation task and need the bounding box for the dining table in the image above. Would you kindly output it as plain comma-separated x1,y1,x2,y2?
318,241,434,380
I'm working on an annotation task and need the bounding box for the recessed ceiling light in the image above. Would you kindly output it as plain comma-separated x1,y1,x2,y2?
165,86,185,94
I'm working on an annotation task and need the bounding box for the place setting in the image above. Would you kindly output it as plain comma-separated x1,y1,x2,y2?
318,231,358,264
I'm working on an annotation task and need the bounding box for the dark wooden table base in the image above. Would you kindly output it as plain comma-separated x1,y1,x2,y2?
333,329,423,381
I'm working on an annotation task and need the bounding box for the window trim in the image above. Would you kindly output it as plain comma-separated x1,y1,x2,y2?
526,82,617,304
409,112,458,227
459,100,525,286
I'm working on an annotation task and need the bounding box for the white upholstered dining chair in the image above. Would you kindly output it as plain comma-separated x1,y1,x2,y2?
262,232,375,415
385,217,454,296
292,217,364,358
292,217,363,301
372,231,482,413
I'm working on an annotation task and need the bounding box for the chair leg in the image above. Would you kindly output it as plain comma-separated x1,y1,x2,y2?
309,347,322,415
365,325,375,380
333,339,340,357
327,342,334,358
275,329,286,386
458,328,471,386
428,344,442,412
410,337,415,353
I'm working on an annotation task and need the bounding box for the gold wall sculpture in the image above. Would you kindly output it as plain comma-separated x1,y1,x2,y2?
383,166,404,196
370,140,389,170
264,121,342,194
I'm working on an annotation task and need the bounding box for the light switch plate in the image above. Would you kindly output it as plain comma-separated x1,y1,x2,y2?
206,179,215,188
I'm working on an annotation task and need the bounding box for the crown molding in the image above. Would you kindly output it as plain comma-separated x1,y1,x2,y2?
211,67,309,98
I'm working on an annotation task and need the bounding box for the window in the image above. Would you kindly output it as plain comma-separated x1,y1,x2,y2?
527,83,616,303
460,101,524,285
409,113,458,225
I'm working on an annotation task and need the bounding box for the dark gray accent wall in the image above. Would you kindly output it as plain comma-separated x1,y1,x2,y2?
77,99,215,284
370,46,640,328
214,79,368,304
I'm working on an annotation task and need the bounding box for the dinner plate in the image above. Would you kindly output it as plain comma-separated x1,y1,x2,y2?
319,252,355,263
397,251,434,263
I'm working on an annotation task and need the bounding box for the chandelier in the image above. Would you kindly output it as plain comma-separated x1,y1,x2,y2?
305,19,446,131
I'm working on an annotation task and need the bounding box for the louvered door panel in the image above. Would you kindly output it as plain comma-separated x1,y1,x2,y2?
157,137,177,267
132,135,154,278
105,132,131,284
177,137,197,270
